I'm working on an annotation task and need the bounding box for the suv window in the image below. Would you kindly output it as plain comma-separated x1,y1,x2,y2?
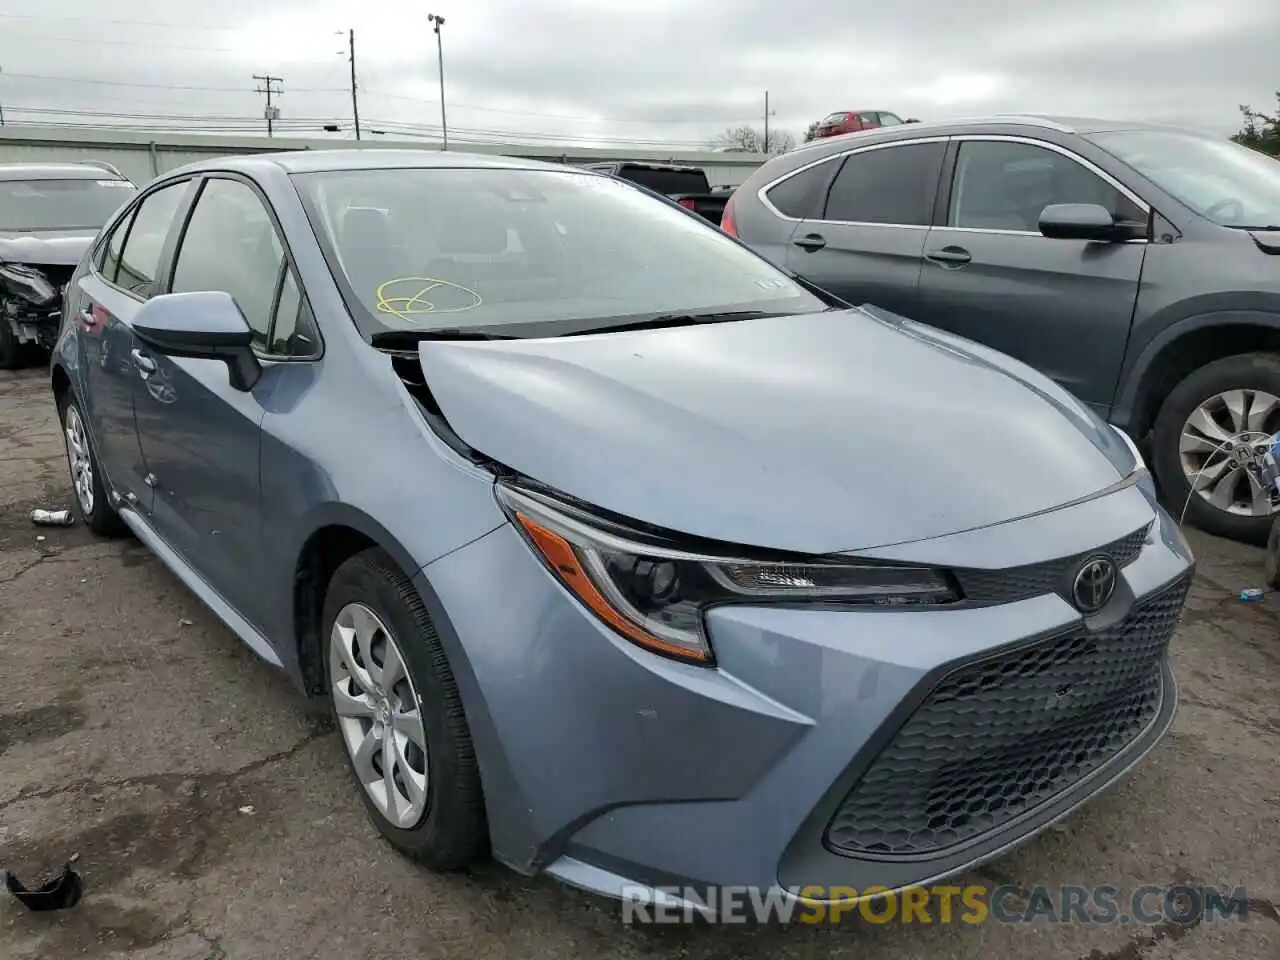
949,140,1146,232
115,181,190,298
765,159,838,219
877,112,904,127
823,142,946,225
170,177,316,357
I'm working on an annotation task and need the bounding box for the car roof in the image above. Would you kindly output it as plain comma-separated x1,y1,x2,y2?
166,149,584,178
0,161,131,182
788,113,1206,158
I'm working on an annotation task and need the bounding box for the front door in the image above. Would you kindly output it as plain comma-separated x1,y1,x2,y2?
73,180,194,513
915,137,1149,412
131,175,301,632
784,139,947,318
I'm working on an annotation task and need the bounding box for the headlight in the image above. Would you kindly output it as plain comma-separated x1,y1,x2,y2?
495,482,958,665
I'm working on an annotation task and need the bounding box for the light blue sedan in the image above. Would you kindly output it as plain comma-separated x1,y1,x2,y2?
50,149,1194,909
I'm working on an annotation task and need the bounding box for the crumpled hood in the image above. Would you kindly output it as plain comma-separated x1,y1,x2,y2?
417,308,1137,554
0,232,95,266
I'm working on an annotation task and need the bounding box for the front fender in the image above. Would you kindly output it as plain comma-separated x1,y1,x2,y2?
1112,309,1280,431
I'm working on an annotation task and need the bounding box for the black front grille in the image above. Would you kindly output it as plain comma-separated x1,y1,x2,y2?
824,574,1189,859
955,524,1150,606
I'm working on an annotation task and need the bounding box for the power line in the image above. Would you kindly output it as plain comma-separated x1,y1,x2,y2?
0,71,345,94
0,12,248,33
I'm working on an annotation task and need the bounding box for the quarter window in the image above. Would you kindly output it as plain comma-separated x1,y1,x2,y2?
948,140,1146,233
765,159,838,219
823,142,946,225
114,181,190,298
267,266,320,357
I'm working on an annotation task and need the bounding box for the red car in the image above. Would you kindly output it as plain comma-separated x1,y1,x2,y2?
814,109,908,138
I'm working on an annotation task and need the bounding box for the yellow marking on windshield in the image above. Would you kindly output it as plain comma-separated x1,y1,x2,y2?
374,277,483,322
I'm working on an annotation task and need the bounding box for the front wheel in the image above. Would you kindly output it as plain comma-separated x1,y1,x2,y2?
322,547,488,869
1151,352,1280,544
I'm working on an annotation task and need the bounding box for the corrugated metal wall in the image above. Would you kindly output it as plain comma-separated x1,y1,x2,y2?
0,125,765,187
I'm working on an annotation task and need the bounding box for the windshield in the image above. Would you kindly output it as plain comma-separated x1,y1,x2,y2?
1089,129,1280,229
293,166,826,335
0,178,137,231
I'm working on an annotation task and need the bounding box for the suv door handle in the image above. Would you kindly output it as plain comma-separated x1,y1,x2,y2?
130,348,157,376
926,246,972,266
792,233,827,252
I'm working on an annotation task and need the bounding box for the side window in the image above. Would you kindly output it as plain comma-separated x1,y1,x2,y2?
98,207,136,284
170,178,286,352
764,159,838,219
268,266,320,357
878,112,904,127
823,142,946,226
948,140,1147,233
858,113,879,128
115,181,190,298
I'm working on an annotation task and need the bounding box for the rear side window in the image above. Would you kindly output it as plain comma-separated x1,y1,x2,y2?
823,142,946,225
764,159,838,219
114,180,190,298
878,113,904,127
98,207,136,283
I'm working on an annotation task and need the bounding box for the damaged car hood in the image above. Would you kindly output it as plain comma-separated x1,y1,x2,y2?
0,233,95,266
416,308,1138,554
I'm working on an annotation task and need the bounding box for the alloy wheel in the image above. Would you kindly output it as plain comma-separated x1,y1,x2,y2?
1179,389,1280,518
64,404,95,517
329,601,430,829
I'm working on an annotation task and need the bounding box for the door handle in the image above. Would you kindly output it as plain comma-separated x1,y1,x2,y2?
925,246,972,267
792,233,827,252
130,348,157,376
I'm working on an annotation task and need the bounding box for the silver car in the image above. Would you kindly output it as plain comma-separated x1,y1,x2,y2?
51,149,1194,908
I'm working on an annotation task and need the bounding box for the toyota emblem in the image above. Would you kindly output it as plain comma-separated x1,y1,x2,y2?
1071,556,1117,613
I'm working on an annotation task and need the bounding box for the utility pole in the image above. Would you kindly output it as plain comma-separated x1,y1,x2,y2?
253,74,283,137
348,29,361,141
763,90,770,154
427,13,448,150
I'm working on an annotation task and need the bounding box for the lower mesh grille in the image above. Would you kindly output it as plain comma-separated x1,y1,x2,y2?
824,575,1190,859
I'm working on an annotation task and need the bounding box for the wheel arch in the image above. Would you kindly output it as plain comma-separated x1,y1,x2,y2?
50,361,73,409
1114,311,1280,441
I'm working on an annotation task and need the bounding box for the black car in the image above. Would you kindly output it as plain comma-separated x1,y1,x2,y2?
1,161,137,368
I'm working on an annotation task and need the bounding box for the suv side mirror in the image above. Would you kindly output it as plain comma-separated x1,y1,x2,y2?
132,290,262,391
1039,203,1145,242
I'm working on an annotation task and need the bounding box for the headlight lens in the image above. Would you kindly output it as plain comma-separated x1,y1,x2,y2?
496,483,958,665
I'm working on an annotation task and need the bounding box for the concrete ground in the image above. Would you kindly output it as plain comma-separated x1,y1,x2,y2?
1,366,1278,960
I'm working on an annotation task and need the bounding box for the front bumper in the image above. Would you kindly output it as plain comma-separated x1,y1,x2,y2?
419,480,1194,902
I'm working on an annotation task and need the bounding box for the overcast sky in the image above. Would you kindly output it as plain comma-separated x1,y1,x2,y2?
0,0,1276,148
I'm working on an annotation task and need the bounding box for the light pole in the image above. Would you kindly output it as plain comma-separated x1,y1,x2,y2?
427,13,448,150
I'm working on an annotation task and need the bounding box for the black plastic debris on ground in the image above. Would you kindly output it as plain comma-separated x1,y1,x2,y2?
3,862,83,911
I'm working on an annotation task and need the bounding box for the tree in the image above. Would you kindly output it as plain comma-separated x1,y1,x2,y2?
712,125,796,155
803,121,820,142
1232,94,1280,156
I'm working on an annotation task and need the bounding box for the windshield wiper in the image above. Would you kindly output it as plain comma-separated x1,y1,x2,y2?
564,310,787,336
370,328,517,350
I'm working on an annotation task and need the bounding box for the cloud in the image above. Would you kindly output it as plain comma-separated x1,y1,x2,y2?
0,0,1275,147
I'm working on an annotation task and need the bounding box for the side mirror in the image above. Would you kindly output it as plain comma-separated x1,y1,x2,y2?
132,291,261,392
1038,203,1145,242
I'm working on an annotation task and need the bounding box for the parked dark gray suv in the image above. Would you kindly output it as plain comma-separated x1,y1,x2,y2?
723,115,1280,544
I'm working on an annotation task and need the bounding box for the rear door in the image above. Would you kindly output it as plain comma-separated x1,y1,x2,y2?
915,136,1149,411
782,137,948,317
131,174,319,631
71,178,195,514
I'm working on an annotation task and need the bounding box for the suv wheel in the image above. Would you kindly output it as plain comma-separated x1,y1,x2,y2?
57,390,128,536
322,547,488,869
1151,352,1280,545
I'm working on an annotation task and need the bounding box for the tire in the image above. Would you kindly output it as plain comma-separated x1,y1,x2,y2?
1151,352,1280,545
322,547,488,869
56,390,128,537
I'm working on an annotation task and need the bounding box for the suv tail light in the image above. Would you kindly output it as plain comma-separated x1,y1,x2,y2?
720,195,738,237
677,197,698,211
